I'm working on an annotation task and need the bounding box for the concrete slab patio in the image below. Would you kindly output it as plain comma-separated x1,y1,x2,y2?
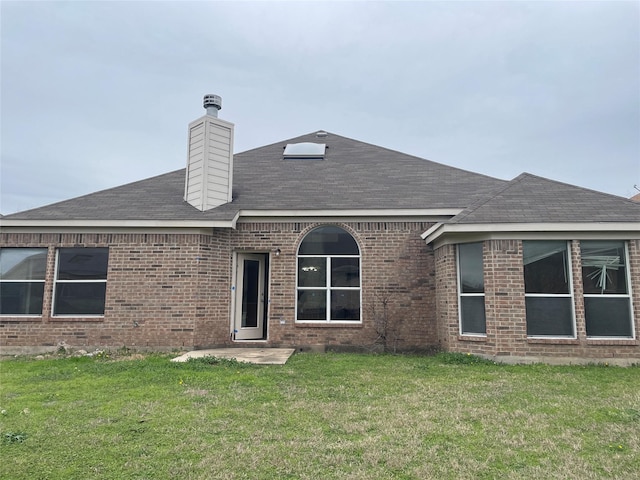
171,348,295,365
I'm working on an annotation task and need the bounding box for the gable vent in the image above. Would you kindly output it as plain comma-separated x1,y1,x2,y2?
283,142,326,160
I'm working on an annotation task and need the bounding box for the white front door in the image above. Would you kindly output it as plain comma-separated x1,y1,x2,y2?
234,253,266,340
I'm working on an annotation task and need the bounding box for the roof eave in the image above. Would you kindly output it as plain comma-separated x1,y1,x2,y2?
423,222,640,246
0,218,238,229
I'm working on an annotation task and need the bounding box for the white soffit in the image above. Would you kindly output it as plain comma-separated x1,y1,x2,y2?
422,222,640,244
0,219,238,229
237,208,462,218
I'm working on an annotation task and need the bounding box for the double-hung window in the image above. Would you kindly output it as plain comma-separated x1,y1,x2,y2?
457,242,486,335
53,248,109,316
523,241,574,337
297,226,361,322
581,241,633,338
0,248,47,315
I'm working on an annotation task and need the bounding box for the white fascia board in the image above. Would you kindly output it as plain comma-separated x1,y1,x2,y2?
237,208,462,218
0,219,236,230
423,222,640,245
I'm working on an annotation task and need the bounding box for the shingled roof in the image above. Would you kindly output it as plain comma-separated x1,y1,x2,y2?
3,132,506,222
449,173,640,224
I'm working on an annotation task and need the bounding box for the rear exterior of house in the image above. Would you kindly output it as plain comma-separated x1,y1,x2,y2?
2,95,639,363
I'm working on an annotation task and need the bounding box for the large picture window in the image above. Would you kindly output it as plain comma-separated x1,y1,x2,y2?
581,241,633,338
458,242,486,335
297,226,360,322
523,241,574,337
0,248,47,315
53,248,109,316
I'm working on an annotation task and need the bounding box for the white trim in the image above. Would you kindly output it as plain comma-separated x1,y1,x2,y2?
0,219,237,229
424,222,640,246
51,247,108,318
582,241,636,340
456,242,487,336
524,241,577,339
239,208,462,218
295,227,362,323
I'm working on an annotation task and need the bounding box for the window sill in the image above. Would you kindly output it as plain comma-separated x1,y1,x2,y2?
457,335,487,342
586,338,639,346
49,316,105,323
295,322,363,329
0,316,43,322
527,337,579,345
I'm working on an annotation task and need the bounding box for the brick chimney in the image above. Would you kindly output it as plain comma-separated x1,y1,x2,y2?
184,94,234,211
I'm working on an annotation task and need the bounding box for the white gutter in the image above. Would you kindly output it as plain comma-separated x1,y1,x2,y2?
423,222,640,244
0,219,237,229
237,208,462,218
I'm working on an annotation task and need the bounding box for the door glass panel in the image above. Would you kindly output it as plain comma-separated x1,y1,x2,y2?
241,260,259,328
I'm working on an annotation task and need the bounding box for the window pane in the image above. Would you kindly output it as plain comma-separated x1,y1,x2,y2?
57,248,108,280
581,241,627,295
0,248,47,280
298,226,359,255
0,282,44,315
461,296,486,334
585,297,632,337
297,290,327,320
331,258,360,287
54,283,107,315
459,243,484,293
526,297,573,336
331,290,360,320
523,241,569,294
298,258,326,287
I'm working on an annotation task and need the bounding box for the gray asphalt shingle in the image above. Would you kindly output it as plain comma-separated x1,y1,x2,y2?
449,173,640,224
4,132,638,225
4,132,505,221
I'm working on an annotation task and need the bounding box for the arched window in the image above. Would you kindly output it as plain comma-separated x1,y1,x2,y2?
297,226,361,322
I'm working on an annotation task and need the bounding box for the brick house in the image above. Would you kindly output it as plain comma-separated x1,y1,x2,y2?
2,95,639,363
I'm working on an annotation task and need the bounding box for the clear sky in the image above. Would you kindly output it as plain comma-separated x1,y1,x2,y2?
1,1,639,215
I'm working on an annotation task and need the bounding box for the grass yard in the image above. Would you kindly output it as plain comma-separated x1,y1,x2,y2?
0,352,638,480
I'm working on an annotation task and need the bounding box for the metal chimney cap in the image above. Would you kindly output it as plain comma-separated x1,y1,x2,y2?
203,94,222,117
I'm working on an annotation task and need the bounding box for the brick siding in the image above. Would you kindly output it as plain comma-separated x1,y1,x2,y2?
0,222,437,353
435,239,640,362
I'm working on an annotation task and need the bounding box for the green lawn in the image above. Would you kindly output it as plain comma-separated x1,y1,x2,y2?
0,352,638,479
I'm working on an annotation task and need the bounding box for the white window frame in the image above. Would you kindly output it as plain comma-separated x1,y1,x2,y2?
296,226,361,323
0,248,47,317
582,241,635,339
523,240,576,339
296,254,362,323
52,248,108,317
457,242,486,337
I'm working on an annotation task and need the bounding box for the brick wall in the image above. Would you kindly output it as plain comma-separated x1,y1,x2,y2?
435,239,640,362
229,221,436,352
1,221,437,353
